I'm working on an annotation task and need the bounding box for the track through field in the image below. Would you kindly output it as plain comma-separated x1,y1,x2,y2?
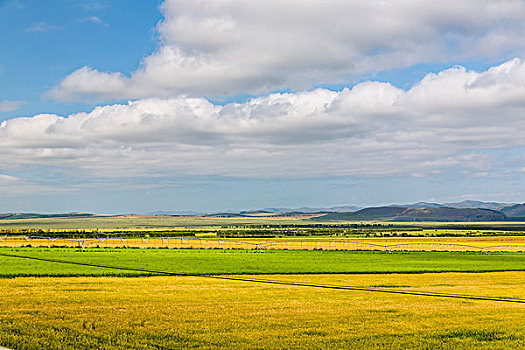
2,251,524,304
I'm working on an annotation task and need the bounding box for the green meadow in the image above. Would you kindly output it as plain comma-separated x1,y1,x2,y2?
1,248,524,278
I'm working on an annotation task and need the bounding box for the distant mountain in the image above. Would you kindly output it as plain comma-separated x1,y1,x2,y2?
0,213,94,220
261,206,361,213
145,211,204,216
314,207,508,222
2,202,523,222
206,212,247,217
500,204,525,218
391,200,518,210
207,209,331,218
352,206,407,218
325,205,363,212
392,202,444,209
442,200,516,211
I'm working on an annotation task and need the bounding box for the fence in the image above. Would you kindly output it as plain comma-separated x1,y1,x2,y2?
1,235,524,253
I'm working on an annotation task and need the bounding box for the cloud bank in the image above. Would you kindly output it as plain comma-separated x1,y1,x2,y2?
3,59,525,181
48,0,525,101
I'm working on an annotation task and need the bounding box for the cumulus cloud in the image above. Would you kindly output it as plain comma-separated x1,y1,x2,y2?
3,59,525,182
0,100,21,112
48,0,525,101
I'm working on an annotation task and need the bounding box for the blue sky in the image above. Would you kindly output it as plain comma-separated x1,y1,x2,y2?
0,0,161,120
1,0,525,213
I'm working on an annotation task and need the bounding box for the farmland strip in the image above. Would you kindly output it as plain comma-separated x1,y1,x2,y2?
1,252,524,304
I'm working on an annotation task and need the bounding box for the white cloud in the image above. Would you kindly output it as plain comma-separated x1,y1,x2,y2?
90,15,101,23
3,59,525,182
84,16,107,27
48,0,525,101
25,21,63,33
73,1,107,12
0,100,21,112
0,174,49,195
0,174,19,182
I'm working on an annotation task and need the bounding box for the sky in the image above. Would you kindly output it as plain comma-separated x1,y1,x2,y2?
1,0,525,214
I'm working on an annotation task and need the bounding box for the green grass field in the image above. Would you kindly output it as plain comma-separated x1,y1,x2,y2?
1,248,524,278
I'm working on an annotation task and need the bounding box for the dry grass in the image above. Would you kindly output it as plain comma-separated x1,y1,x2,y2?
1,235,524,252
1,272,524,349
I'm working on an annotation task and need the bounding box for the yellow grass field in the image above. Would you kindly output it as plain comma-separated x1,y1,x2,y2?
2,235,524,252
0,272,524,349
1,215,525,231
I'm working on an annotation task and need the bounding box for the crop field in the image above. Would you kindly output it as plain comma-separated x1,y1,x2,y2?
1,247,524,277
1,218,524,349
0,272,524,349
2,215,525,232
0,215,307,231
2,235,525,252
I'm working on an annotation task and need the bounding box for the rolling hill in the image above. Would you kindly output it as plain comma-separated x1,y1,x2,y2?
443,200,516,211
500,204,525,218
314,207,508,222
0,213,95,220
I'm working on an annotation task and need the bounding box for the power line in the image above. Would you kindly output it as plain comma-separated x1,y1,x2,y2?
1,252,524,304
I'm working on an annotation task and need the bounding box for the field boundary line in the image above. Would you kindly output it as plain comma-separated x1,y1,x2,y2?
212,275,525,304
1,252,524,304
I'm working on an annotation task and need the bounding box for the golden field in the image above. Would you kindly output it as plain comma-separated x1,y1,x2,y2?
0,272,524,349
1,235,524,252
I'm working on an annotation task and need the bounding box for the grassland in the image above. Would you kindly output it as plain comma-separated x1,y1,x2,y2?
1,272,524,349
1,216,524,349
1,248,524,278
2,215,525,233
0,215,306,230
2,235,524,253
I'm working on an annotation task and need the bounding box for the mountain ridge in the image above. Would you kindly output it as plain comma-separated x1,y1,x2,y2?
314,206,510,222
1,200,524,221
